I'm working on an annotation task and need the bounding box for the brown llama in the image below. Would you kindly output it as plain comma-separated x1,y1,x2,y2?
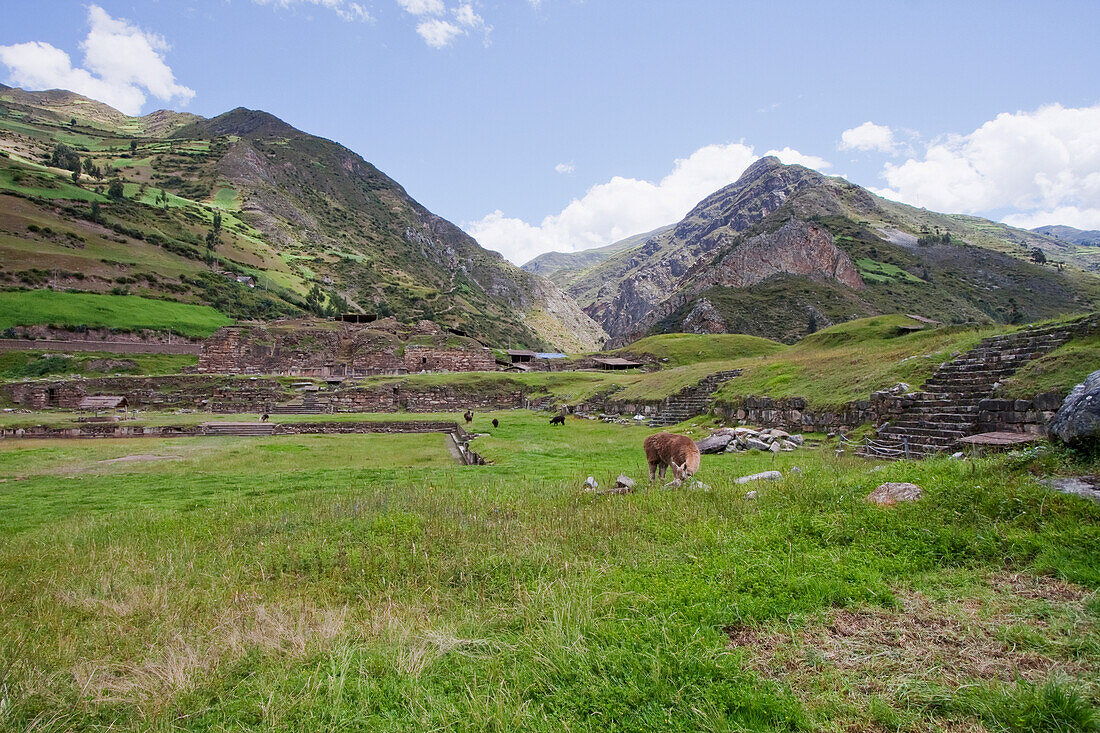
643,432,701,482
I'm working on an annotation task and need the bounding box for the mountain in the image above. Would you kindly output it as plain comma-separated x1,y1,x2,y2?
1033,225,1100,247
555,157,1099,344
0,85,606,351
520,224,673,288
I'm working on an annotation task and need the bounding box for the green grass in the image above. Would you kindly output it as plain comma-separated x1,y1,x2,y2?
712,315,1005,409
613,333,786,366
1000,333,1100,398
0,290,233,338
855,258,925,284
0,411,1097,730
0,351,197,380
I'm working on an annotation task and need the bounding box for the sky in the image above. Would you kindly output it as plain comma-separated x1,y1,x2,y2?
1,0,1099,265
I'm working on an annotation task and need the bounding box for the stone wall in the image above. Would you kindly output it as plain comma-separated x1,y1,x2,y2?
402,345,496,373
197,322,496,377
975,393,1065,435
2,375,289,411
1,420,469,441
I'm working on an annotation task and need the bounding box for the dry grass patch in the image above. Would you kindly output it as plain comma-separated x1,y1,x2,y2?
726,573,1098,729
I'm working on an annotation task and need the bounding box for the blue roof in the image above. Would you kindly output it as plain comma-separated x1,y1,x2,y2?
535,352,567,359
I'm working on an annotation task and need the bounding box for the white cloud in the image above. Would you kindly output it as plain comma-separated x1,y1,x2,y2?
554,162,575,174
874,103,1100,230
0,5,194,116
764,147,831,170
396,0,446,15
465,143,830,264
253,0,372,22
416,18,464,47
839,121,897,153
398,0,489,47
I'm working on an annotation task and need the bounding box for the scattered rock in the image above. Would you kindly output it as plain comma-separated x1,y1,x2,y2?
583,476,598,491
887,382,911,395
735,470,782,484
950,451,965,460
745,438,770,452
615,474,635,490
866,482,923,506
1039,476,1100,503
789,466,801,474
769,441,782,453
1049,369,1100,448
633,414,646,421
688,480,711,491
696,433,733,454
597,486,634,496
745,490,758,499
789,434,804,446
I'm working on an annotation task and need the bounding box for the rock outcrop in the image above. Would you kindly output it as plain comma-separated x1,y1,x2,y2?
1049,369,1100,448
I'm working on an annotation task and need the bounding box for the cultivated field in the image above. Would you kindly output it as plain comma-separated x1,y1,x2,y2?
1,411,1097,731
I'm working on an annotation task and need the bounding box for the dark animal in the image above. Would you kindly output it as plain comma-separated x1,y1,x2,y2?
643,432,701,482
549,414,565,426
464,410,473,424
492,418,499,428
260,413,269,422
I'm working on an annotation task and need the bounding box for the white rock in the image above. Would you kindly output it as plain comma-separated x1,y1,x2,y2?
583,476,598,490
745,490,758,499
735,471,782,484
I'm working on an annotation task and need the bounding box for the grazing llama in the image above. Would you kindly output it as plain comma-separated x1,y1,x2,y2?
643,432,701,483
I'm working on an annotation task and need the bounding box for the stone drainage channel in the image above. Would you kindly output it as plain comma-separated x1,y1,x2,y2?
0,420,487,466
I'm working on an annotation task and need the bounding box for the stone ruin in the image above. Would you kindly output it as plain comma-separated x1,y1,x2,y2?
196,318,496,377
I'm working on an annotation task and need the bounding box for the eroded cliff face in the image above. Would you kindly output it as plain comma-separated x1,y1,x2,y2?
701,220,863,290
579,156,821,336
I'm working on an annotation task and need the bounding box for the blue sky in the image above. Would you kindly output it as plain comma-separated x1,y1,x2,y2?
2,0,1099,264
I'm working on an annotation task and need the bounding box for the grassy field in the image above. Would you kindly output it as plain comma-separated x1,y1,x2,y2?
613,333,786,366
0,290,233,338
712,315,1005,409
0,410,1097,731
0,350,197,380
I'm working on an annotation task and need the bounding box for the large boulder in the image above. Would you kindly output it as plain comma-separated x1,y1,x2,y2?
1049,370,1100,448
696,433,733,454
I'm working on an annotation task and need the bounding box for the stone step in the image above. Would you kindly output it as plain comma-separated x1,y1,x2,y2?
201,422,277,436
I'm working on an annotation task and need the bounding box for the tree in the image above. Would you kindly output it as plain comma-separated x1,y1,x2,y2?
807,310,818,334
71,167,80,184
1031,247,1047,264
90,201,100,223
49,143,80,172
130,139,138,154
107,179,125,201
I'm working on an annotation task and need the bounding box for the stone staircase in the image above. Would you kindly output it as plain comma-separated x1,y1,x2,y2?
269,394,325,414
649,369,741,427
875,317,1096,456
201,422,277,436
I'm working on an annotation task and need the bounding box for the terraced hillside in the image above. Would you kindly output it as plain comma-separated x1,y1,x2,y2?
0,84,606,351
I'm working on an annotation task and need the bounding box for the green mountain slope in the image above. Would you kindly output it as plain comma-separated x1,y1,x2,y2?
0,85,606,350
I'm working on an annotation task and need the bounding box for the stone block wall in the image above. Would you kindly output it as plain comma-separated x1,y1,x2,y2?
402,346,496,373
975,393,1065,435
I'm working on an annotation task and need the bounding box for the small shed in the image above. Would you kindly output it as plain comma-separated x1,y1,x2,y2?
507,349,537,364
79,395,128,411
593,357,643,371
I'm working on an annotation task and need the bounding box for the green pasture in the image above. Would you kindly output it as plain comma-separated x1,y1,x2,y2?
0,410,1097,731
0,290,232,338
